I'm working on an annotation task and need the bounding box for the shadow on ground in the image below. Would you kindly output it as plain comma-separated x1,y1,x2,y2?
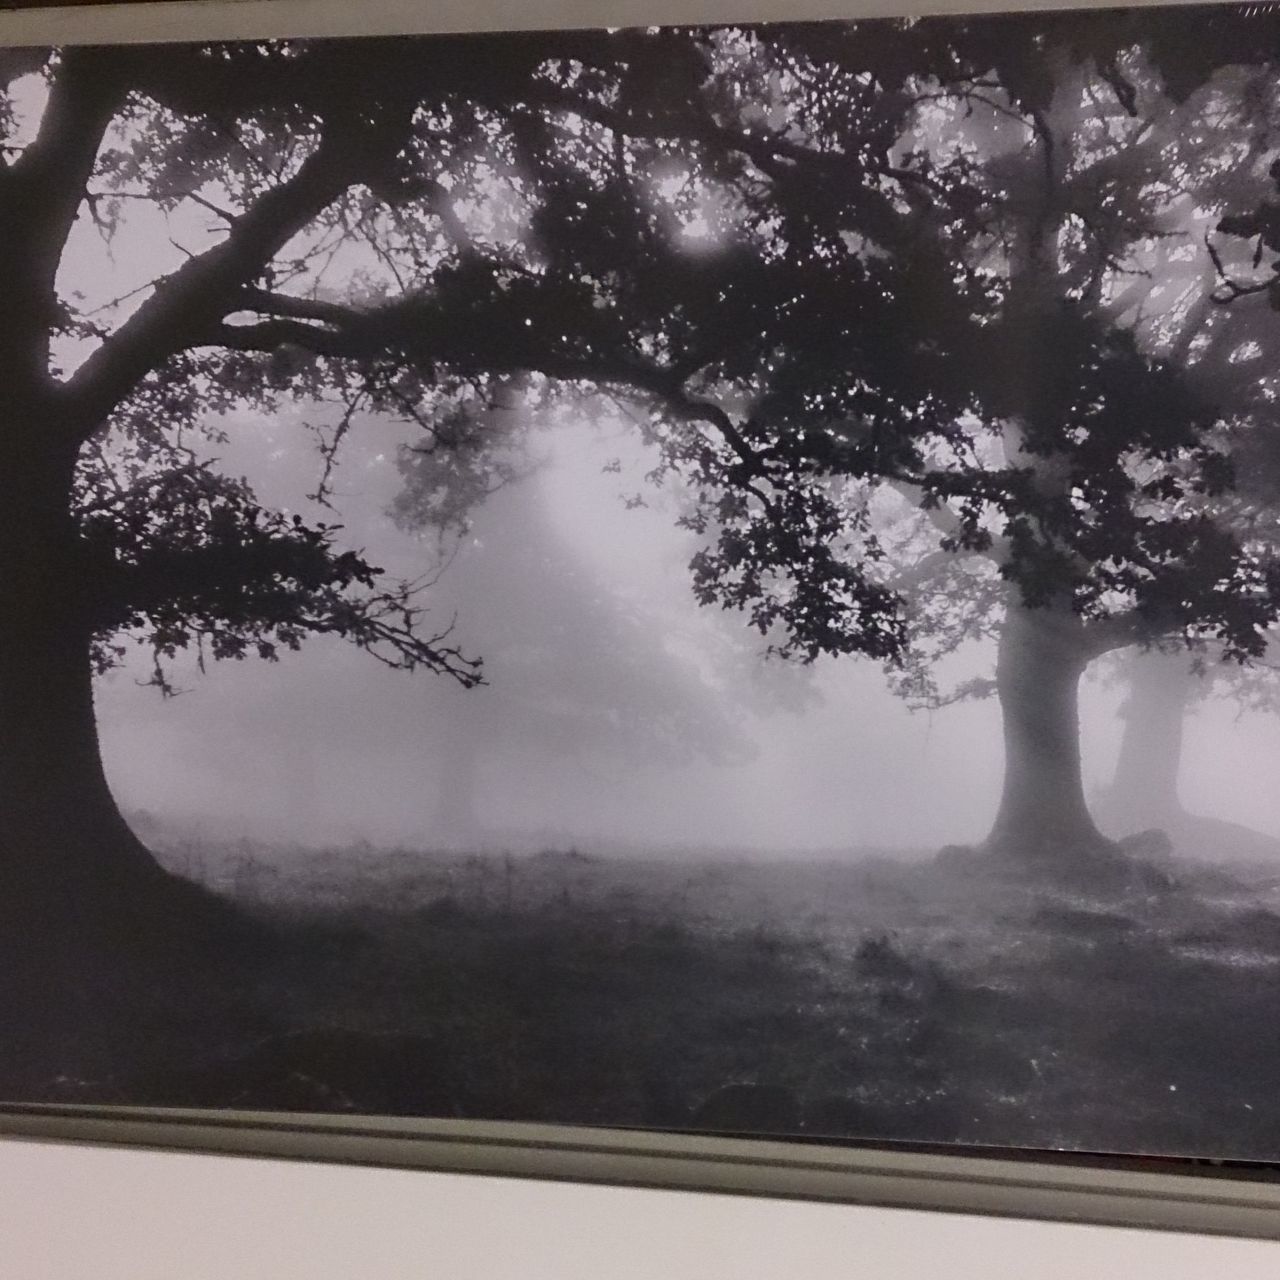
8,840,1280,1162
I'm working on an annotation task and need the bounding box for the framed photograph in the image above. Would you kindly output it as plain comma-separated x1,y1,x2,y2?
4,0,1280,1241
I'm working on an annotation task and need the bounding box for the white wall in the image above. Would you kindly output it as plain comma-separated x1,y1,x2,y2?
1,1138,1277,1280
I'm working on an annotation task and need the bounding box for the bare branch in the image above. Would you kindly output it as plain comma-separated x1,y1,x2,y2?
303,390,365,509
64,111,411,435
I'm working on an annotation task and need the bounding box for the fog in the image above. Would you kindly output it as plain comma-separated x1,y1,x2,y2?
92,400,1280,858
23,12,1280,1169
38,65,1280,866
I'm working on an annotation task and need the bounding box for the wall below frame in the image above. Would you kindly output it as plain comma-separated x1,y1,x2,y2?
1,1137,1277,1279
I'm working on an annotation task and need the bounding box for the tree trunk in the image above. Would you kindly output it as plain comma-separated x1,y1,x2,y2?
984,594,1109,860
0,597,160,902
1098,650,1194,835
0,436,234,954
1097,654,1280,863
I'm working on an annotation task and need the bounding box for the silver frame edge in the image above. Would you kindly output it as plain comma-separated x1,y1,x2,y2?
2,1105,1279,1240
0,0,1243,49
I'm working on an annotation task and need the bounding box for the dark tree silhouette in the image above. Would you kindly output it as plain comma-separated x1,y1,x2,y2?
372,13,1280,871
0,30,876,943
12,13,1280,950
0,36,619,940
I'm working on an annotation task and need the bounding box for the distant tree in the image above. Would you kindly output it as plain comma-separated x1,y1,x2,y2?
1091,117,1280,853
1097,649,1203,835
406,457,756,848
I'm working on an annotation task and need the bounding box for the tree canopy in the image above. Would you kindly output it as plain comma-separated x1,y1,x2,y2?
8,11,1280,925
17,16,1279,701
343,14,1280,685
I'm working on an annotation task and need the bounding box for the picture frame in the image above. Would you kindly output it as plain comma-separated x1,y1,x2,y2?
4,0,1280,1244
8,1103,1280,1240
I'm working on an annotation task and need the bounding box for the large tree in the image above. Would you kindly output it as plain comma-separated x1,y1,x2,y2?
0,29,897,945
0,36,614,940
10,12,1280,953
394,400,790,848
370,13,1280,872
1087,102,1280,856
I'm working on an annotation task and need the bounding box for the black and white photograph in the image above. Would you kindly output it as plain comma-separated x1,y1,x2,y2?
8,0,1280,1165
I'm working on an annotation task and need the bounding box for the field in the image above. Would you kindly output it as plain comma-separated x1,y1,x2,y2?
10,836,1280,1164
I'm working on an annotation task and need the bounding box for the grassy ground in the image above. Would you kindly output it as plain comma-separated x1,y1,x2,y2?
10,838,1280,1162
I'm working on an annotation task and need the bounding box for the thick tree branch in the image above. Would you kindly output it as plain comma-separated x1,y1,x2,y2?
237,286,367,327
207,319,357,358
0,50,127,390
1082,608,1160,658
64,113,410,437
5,50,124,272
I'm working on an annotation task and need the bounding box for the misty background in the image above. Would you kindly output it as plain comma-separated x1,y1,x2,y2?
24,63,1276,864
89,395,1280,857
